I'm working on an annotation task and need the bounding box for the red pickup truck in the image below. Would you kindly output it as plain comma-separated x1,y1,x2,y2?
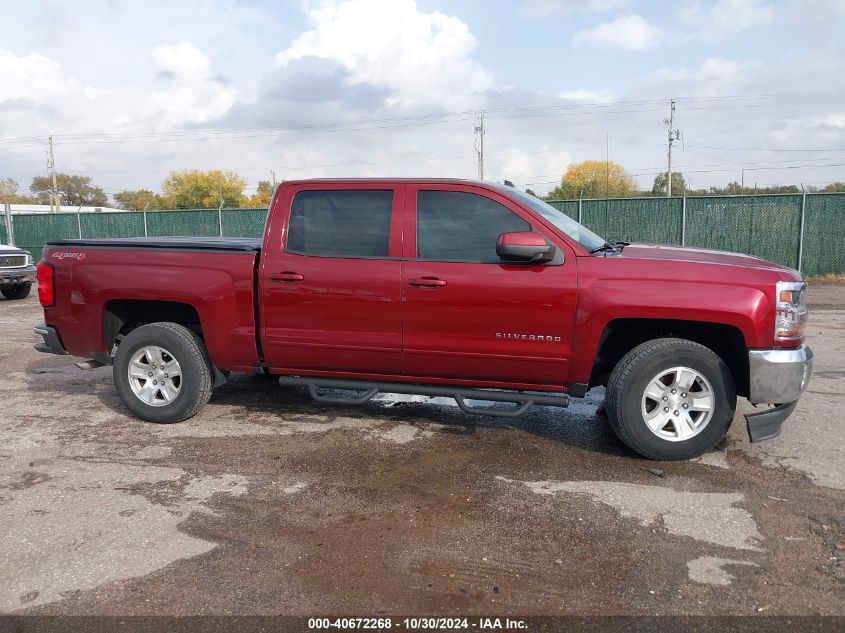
34,179,813,460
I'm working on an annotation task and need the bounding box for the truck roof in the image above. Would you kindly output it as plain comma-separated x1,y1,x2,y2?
281,178,514,192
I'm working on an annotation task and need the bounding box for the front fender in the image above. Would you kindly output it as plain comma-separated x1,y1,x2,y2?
569,278,771,384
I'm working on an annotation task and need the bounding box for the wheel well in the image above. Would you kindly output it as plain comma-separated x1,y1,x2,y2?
589,319,749,397
103,300,202,351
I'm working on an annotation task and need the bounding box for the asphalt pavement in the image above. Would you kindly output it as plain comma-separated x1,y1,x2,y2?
0,284,843,616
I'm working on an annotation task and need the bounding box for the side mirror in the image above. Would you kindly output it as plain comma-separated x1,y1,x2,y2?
496,231,556,264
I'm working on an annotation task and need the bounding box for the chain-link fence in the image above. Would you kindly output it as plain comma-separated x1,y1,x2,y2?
3,193,845,275
3,208,268,261
547,192,845,276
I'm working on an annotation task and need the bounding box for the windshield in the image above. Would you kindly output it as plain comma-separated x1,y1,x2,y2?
506,189,607,252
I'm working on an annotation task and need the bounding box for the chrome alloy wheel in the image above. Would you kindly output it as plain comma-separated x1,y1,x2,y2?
640,366,715,441
128,345,182,407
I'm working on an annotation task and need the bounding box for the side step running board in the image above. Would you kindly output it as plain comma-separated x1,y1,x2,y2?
277,376,569,418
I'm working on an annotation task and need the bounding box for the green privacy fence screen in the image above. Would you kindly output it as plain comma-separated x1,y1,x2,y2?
7,208,268,262
4,193,845,275
545,192,845,276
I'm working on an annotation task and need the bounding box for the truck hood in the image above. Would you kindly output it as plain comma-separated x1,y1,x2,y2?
616,243,797,274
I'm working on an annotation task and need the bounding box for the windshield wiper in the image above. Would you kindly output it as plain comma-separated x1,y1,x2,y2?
589,242,617,254
589,241,630,255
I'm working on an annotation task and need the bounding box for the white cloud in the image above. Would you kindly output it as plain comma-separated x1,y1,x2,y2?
493,148,573,191
573,14,664,50
152,41,212,78
766,111,845,147
647,57,759,95
518,0,629,17
0,50,75,104
274,0,493,109
678,0,776,35
557,88,615,103
149,41,238,127
0,41,237,133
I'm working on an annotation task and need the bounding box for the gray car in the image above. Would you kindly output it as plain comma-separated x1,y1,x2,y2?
0,244,36,300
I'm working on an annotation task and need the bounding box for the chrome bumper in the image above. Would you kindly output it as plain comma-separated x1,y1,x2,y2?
748,346,813,404
34,324,67,355
0,265,36,286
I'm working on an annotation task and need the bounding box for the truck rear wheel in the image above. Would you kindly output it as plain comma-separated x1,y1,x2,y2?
606,337,736,460
113,322,213,423
2,283,32,300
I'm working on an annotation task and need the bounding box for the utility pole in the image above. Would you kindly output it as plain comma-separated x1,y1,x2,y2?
270,170,276,188
48,136,61,212
4,203,13,246
474,112,485,180
665,100,680,198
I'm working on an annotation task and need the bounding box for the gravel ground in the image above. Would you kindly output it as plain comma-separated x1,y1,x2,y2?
0,283,843,616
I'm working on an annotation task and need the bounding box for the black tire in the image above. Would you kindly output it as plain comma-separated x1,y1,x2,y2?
1,283,32,300
113,322,213,423
606,337,736,460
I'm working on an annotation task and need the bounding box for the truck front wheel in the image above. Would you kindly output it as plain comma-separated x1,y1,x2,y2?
113,322,213,423
606,338,736,460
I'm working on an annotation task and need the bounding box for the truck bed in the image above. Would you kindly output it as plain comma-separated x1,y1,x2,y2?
47,237,262,252
41,238,261,371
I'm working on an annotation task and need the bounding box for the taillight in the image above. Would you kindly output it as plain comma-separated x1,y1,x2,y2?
36,262,55,307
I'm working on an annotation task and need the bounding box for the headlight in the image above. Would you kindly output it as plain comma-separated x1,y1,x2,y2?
774,281,808,342
26,253,34,265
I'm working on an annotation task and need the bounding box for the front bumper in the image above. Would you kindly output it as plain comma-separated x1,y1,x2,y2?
0,265,36,287
34,324,67,355
745,345,813,443
748,346,813,404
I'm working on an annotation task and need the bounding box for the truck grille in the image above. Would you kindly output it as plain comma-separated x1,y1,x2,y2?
0,255,26,268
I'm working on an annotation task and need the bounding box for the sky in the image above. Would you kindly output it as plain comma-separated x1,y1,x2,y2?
1,0,844,199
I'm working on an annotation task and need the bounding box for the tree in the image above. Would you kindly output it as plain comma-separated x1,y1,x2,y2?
0,178,36,204
762,184,800,194
525,188,538,197
161,170,247,209
545,160,637,200
30,173,108,207
113,189,165,211
822,182,845,193
246,180,274,207
651,172,686,196
718,182,801,195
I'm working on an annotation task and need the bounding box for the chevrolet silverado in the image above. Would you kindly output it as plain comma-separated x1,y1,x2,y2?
33,179,813,460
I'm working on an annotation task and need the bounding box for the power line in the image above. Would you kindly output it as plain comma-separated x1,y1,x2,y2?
687,144,845,153
3,89,843,149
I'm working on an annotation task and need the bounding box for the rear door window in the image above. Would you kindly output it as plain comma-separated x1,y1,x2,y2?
287,190,393,258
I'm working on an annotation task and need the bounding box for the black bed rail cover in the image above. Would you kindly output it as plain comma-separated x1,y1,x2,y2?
46,237,262,252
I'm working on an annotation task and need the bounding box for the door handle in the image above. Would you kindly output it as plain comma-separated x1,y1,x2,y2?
269,272,305,282
408,277,447,288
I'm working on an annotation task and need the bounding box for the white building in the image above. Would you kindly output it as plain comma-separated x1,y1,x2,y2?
7,204,125,214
